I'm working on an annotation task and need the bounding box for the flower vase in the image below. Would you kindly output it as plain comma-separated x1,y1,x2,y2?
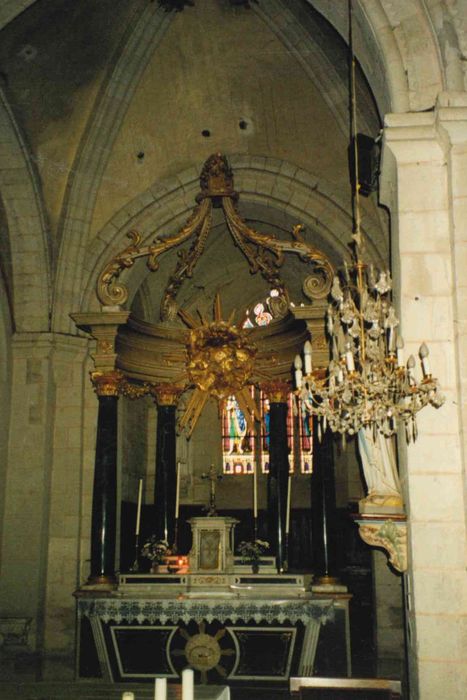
252,562,259,574
151,563,161,574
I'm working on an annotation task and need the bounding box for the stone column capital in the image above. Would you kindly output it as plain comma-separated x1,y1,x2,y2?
261,380,291,403
149,383,184,406
90,370,124,397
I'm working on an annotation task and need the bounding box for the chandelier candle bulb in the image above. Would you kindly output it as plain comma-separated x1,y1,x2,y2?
419,343,431,376
304,340,313,375
345,347,355,372
182,668,194,700
396,336,404,367
294,355,303,388
407,355,416,384
155,677,167,700
135,478,143,536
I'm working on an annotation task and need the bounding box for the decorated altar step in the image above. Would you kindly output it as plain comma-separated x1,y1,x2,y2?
118,572,313,595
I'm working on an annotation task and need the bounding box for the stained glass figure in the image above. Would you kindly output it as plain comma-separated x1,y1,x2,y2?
222,393,255,475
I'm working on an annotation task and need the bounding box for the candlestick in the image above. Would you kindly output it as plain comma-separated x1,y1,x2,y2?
253,465,258,519
285,474,292,534
135,478,143,536
182,668,194,700
175,461,181,519
155,677,167,700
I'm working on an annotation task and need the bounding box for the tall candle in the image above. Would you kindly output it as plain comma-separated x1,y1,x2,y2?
182,668,194,700
175,461,181,519
303,340,313,375
155,677,167,700
253,465,258,519
135,478,143,536
285,474,292,534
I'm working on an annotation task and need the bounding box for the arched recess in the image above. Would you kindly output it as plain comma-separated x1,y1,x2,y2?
52,4,174,334
76,155,388,317
54,0,386,335
0,87,50,332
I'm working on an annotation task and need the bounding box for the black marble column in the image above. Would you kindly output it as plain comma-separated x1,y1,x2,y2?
152,386,180,547
265,382,290,572
311,418,338,582
89,374,120,584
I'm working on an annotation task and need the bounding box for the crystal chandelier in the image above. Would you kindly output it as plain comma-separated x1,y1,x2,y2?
295,245,445,441
294,0,444,442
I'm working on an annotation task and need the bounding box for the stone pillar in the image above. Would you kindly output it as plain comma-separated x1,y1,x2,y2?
311,421,338,582
89,370,122,584
151,385,181,547
381,102,467,699
263,381,290,572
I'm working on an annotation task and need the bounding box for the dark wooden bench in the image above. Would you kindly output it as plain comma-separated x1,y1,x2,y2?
290,676,402,700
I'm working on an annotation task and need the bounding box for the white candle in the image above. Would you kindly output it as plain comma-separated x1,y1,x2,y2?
155,677,167,700
396,336,404,368
303,340,313,375
122,693,135,700
135,478,143,536
182,668,194,700
253,465,258,519
175,461,181,519
285,474,292,534
294,354,303,389
345,349,355,372
419,343,431,376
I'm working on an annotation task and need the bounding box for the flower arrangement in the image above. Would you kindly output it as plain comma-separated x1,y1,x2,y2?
141,537,171,564
237,539,269,564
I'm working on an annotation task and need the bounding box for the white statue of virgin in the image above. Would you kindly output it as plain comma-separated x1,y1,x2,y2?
358,427,404,514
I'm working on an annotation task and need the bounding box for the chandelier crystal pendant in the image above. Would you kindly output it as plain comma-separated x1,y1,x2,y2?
297,243,445,441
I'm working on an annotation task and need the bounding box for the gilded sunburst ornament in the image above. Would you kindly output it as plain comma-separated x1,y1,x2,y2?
178,295,260,437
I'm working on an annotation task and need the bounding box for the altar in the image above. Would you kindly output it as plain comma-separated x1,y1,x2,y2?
76,585,351,684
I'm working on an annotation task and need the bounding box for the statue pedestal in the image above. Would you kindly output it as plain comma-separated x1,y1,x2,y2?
188,516,238,573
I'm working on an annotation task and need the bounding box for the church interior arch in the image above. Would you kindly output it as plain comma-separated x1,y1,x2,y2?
0,1,466,698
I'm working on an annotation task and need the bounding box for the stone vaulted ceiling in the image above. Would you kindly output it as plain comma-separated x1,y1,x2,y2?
0,0,465,334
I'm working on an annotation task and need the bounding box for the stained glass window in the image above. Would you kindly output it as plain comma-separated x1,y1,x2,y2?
223,289,313,475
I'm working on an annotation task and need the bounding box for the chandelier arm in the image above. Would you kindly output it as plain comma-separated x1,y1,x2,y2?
160,204,213,320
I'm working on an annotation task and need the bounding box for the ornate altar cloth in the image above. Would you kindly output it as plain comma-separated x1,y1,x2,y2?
76,591,351,684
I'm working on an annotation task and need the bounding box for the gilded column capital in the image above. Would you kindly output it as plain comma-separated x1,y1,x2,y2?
261,380,291,403
150,383,184,406
90,370,124,397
